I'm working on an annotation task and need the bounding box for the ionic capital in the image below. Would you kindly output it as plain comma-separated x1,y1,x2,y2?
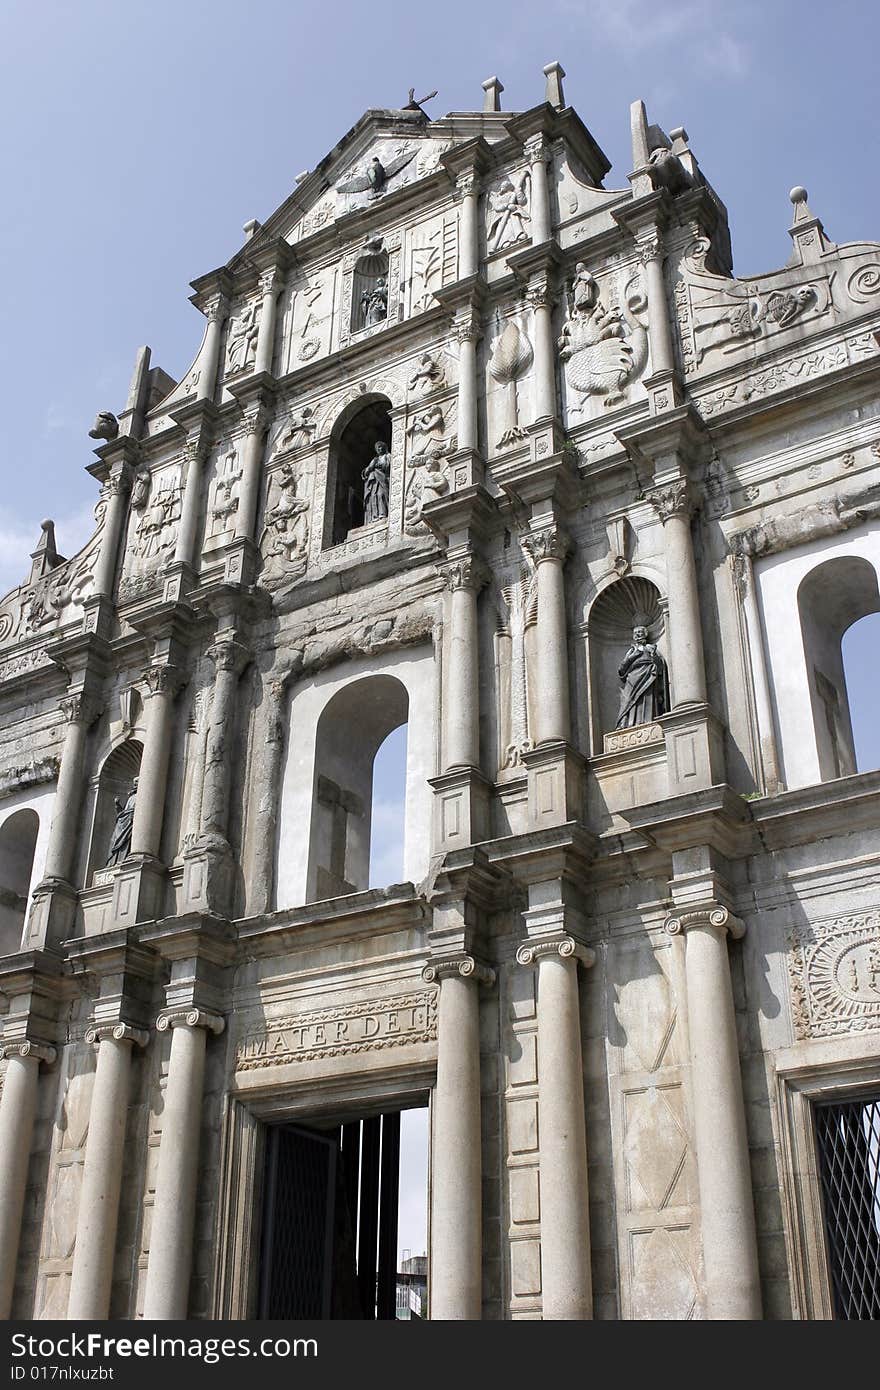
647,478,692,523
156,1008,225,1035
516,936,595,968
422,955,496,988
522,522,570,565
665,905,745,940
1,1039,56,1066
85,1022,150,1049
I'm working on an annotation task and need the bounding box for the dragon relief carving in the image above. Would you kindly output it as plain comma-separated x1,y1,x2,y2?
558,263,648,411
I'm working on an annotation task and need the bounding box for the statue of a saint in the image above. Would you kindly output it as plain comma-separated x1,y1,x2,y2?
226,300,260,374
104,777,138,867
615,626,669,728
362,442,391,524
360,277,388,329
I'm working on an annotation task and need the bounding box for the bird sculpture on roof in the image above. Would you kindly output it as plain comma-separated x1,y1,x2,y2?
337,149,417,198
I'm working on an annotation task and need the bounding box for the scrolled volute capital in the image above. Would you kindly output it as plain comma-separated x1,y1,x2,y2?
156,1007,225,1035
665,906,745,940
647,478,692,523
438,553,491,594
422,955,496,988
516,936,596,968
141,663,188,700
86,1022,149,1048
522,523,570,566
2,1039,56,1065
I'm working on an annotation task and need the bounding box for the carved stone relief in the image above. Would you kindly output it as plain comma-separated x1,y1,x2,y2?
281,271,333,371
260,462,312,587
558,263,648,415
403,402,456,534
206,445,243,542
224,298,261,378
788,912,880,1039
488,319,533,446
494,562,538,771
235,991,437,1070
486,169,531,253
406,211,458,315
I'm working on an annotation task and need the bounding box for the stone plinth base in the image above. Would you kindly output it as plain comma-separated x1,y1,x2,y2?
111,855,169,927
429,768,491,850
660,705,726,794
181,840,236,915
522,742,586,829
25,879,78,949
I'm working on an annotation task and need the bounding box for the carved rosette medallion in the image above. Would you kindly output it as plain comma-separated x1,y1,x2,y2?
788,913,880,1040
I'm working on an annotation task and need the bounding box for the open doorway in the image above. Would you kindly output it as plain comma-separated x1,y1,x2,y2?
257,1103,428,1320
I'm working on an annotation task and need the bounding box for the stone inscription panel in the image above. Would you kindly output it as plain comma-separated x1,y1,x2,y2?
235,990,437,1070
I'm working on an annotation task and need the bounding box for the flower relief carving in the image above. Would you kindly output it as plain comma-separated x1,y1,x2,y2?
404,402,456,535
407,212,459,314
260,461,311,586
486,169,531,253
558,262,648,414
489,318,533,447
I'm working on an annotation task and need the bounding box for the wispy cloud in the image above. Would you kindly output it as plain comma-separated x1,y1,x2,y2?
556,0,752,79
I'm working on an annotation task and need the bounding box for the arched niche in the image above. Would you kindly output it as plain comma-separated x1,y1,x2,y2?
0,808,40,953
797,555,880,780
324,395,393,548
306,673,409,902
586,576,666,750
352,248,389,333
87,738,143,880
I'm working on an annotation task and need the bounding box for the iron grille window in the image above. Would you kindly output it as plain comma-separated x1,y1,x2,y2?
814,1095,880,1319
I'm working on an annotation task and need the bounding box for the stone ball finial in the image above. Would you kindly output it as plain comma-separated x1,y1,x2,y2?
40,519,52,532
789,186,808,205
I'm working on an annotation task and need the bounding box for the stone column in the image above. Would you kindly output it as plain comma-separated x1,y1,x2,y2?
665,907,761,1320
423,955,494,1320
527,278,558,422
42,691,103,886
175,439,208,569
638,232,675,377
130,666,186,860
523,523,570,744
457,174,480,278
234,404,270,542
142,1008,224,1320
454,310,481,452
254,268,282,376
648,480,706,707
248,670,292,914
733,549,782,794
440,555,487,771
67,1024,148,1320
199,636,250,841
0,1041,55,1319
517,937,594,1319
92,467,132,599
525,135,551,245
197,294,227,403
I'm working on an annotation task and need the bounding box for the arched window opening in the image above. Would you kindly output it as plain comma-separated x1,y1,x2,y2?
307,675,408,903
843,611,880,773
798,557,880,781
587,577,667,751
0,809,39,953
369,725,407,888
88,738,143,881
326,397,393,548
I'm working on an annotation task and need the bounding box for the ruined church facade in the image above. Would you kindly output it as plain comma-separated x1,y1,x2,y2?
1,63,879,1320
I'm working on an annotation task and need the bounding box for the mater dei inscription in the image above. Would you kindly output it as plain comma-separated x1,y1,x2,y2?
235,991,438,1070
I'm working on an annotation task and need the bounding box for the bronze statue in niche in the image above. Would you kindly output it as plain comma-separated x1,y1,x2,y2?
615,625,669,728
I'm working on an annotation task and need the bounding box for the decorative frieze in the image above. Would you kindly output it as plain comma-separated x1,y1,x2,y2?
788,912,880,1040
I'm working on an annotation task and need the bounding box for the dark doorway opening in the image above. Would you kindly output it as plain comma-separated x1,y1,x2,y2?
258,1109,406,1320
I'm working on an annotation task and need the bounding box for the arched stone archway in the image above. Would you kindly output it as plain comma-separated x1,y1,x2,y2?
0,808,40,952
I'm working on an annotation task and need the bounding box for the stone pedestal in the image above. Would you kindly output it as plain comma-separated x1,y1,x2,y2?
660,704,725,794
429,768,491,851
522,741,585,829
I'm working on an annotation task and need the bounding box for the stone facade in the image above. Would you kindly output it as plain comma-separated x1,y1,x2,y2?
1,63,879,1321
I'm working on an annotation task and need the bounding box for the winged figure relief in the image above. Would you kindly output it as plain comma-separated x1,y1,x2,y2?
558,265,648,411
337,148,417,199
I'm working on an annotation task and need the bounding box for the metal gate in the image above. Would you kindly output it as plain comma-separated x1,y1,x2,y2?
814,1094,880,1319
258,1112,401,1319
